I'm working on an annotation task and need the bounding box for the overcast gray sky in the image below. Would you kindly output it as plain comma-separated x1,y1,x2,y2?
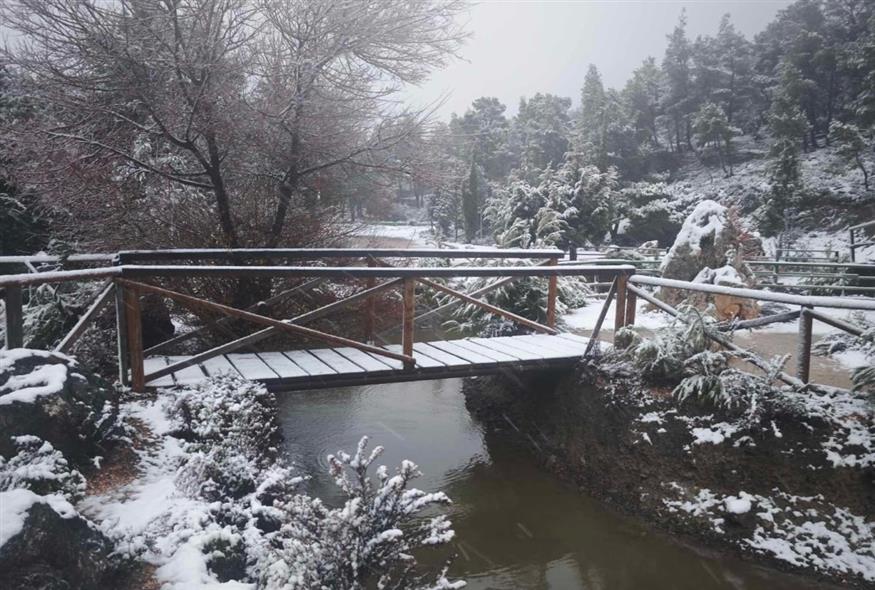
405,0,792,119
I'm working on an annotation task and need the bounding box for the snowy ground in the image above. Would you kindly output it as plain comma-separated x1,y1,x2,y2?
349,223,433,247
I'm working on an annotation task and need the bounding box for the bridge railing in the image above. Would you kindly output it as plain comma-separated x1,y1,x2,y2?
1,248,634,391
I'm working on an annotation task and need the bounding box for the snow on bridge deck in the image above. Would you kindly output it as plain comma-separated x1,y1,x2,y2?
144,333,590,391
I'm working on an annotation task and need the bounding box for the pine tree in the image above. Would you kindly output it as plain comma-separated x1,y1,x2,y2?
662,10,694,152
693,102,737,176
461,161,486,242
764,66,809,236
576,64,607,165
623,57,663,149
829,120,871,190
513,93,572,177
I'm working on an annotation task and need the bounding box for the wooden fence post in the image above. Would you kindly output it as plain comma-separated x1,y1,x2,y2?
402,278,415,369
122,284,145,391
614,273,627,332
365,258,376,343
797,305,813,384
849,228,856,262
624,281,637,327
114,280,130,386
546,258,558,328
3,285,24,349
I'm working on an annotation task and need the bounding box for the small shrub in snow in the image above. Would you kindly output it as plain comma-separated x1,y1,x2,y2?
169,374,281,501
613,305,785,408
254,437,462,590
151,376,463,589
0,435,86,501
439,259,589,337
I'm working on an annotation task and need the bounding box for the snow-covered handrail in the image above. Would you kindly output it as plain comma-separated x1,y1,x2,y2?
629,274,875,311
0,253,116,264
0,267,121,288
120,264,636,279
116,247,567,262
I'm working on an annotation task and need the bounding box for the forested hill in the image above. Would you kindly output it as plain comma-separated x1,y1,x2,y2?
1,0,874,258
422,0,875,252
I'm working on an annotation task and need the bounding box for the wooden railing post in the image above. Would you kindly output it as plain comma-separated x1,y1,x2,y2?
402,278,415,369
114,280,130,386
365,258,376,343
624,280,637,327
849,228,856,262
546,258,558,328
614,273,627,332
3,285,24,349
797,305,813,384
122,284,145,391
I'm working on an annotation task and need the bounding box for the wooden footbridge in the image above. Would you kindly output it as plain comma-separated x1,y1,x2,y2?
0,248,634,392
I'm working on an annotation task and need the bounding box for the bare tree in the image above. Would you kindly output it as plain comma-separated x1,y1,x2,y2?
1,0,467,251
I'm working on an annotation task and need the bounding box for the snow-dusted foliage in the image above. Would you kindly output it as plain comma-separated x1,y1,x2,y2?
611,305,784,409
0,435,85,501
439,259,589,337
253,437,462,590
169,374,282,501
88,375,464,590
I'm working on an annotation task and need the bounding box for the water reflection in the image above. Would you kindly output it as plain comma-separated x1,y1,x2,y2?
276,378,828,590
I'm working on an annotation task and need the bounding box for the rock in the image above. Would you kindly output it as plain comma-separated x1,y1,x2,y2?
0,497,121,589
657,201,761,315
687,263,761,321
0,350,117,469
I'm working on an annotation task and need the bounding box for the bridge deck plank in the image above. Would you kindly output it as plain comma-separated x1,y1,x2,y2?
145,334,589,390
166,355,208,385
282,351,336,376
226,353,280,381
257,352,308,379
201,355,243,379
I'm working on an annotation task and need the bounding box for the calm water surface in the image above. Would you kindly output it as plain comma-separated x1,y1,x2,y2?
277,378,826,590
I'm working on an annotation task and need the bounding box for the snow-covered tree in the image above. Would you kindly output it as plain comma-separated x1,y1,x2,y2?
763,66,809,236
693,102,737,176
513,93,572,176
662,10,694,153
461,161,487,242
622,57,663,150
829,120,871,190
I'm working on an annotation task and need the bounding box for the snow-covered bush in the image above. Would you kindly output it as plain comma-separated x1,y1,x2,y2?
169,374,281,501
439,259,589,337
253,437,463,590
0,435,86,501
155,375,464,589
611,305,783,408
618,305,718,384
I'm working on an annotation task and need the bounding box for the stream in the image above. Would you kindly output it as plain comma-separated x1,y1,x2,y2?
277,378,829,590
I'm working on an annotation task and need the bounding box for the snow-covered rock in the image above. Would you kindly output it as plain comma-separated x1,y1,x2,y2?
0,349,117,468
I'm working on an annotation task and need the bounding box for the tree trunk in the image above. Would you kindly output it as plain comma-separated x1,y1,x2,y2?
206,135,239,249
857,154,870,190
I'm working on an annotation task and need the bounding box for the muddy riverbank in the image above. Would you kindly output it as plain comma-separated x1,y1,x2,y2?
462,369,874,588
